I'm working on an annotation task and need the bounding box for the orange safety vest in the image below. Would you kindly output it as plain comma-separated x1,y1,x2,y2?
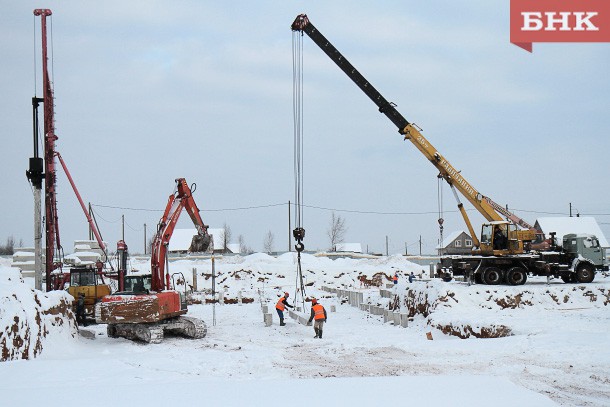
276,296,286,311
393,275,398,283
312,304,325,320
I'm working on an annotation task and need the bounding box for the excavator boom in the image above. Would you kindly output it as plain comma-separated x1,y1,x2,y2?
151,178,211,291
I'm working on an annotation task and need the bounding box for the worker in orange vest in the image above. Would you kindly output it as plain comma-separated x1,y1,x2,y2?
275,292,293,326
307,298,327,338
393,273,398,285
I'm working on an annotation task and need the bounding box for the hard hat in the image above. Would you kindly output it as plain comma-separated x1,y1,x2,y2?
284,292,289,297
311,298,317,304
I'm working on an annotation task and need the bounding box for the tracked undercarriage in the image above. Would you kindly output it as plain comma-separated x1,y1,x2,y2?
106,316,207,344
96,291,207,344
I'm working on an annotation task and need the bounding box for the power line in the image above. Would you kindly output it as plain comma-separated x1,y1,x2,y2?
91,202,286,213
91,202,610,218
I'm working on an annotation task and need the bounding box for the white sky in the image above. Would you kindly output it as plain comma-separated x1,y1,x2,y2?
2,1,609,254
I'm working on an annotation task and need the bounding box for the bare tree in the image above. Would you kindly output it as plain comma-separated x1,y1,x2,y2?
222,223,232,253
0,235,15,255
327,212,347,251
263,230,274,254
238,234,252,255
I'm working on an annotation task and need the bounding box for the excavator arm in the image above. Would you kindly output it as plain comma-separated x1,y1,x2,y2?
291,14,532,236
151,178,211,291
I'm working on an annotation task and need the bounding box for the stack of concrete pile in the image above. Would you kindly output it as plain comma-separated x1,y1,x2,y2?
63,240,106,266
11,248,44,277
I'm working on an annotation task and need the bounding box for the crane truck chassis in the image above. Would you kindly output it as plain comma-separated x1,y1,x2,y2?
438,233,608,285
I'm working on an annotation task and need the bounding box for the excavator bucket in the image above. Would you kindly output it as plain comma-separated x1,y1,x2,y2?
189,233,211,253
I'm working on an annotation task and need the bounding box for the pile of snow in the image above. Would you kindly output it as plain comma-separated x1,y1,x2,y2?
400,279,610,338
0,266,77,361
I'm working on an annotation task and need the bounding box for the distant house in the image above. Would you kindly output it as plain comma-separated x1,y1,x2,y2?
534,217,609,248
436,230,473,255
334,243,362,253
166,228,240,254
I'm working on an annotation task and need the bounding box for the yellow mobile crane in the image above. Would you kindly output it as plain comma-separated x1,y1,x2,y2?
291,15,605,286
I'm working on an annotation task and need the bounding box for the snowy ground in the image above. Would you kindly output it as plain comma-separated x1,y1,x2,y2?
1,254,610,406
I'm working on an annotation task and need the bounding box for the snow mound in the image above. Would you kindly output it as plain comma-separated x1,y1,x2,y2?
0,267,77,361
402,279,610,338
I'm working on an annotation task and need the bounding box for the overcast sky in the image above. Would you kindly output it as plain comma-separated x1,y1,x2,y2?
2,1,609,255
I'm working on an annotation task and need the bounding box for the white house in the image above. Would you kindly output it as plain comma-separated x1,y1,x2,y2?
334,243,362,253
435,230,473,255
168,228,237,253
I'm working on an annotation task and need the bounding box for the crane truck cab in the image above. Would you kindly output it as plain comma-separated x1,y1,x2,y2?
547,233,608,283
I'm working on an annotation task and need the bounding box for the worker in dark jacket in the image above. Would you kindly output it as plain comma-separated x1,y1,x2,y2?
76,293,87,327
275,292,293,326
308,298,327,338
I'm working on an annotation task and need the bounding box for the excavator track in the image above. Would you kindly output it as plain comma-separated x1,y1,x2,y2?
162,316,207,339
107,323,164,344
106,316,206,344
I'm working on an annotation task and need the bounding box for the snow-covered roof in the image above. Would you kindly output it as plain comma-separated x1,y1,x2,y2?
535,217,609,248
334,243,362,253
167,229,203,252
436,230,470,249
226,243,241,254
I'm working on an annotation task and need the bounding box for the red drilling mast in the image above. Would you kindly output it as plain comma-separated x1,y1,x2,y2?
31,9,109,291
33,9,62,290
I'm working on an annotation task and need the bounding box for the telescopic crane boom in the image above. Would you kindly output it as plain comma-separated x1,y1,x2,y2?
291,14,535,250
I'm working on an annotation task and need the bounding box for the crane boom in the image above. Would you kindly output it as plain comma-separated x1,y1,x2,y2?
291,14,532,230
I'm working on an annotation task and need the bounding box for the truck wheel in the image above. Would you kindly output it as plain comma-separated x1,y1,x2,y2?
474,272,484,284
506,267,527,285
107,324,118,338
560,274,575,283
483,267,502,285
576,263,595,284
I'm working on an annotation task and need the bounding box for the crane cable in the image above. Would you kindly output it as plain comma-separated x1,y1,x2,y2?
292,29,307,306
437,175,444,255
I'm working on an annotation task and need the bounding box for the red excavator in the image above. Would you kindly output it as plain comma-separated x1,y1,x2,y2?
96,178,212,343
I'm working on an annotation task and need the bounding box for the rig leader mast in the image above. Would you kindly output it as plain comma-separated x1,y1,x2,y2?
27,9,62,291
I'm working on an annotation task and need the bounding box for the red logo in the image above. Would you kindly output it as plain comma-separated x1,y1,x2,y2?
510,0,610,52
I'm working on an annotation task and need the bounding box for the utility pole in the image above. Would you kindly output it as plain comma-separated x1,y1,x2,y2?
88,203,93,240
144,223,147,255
419,235,422,256
385,236,389,256
569,202,572,217
405,242,408,256
288,200,291,252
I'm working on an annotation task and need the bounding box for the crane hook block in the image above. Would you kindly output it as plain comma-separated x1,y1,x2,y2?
293,227,305,242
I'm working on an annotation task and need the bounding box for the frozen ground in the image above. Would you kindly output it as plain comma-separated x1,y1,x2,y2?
1,254,609,406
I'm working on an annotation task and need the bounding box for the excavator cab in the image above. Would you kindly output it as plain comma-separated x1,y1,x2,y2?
122,274,152,294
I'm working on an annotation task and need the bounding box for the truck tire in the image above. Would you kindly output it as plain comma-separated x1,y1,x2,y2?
506,267,527,286
483,267,502,285
575,263,595,284
561,274,576,283
107,324,118,338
